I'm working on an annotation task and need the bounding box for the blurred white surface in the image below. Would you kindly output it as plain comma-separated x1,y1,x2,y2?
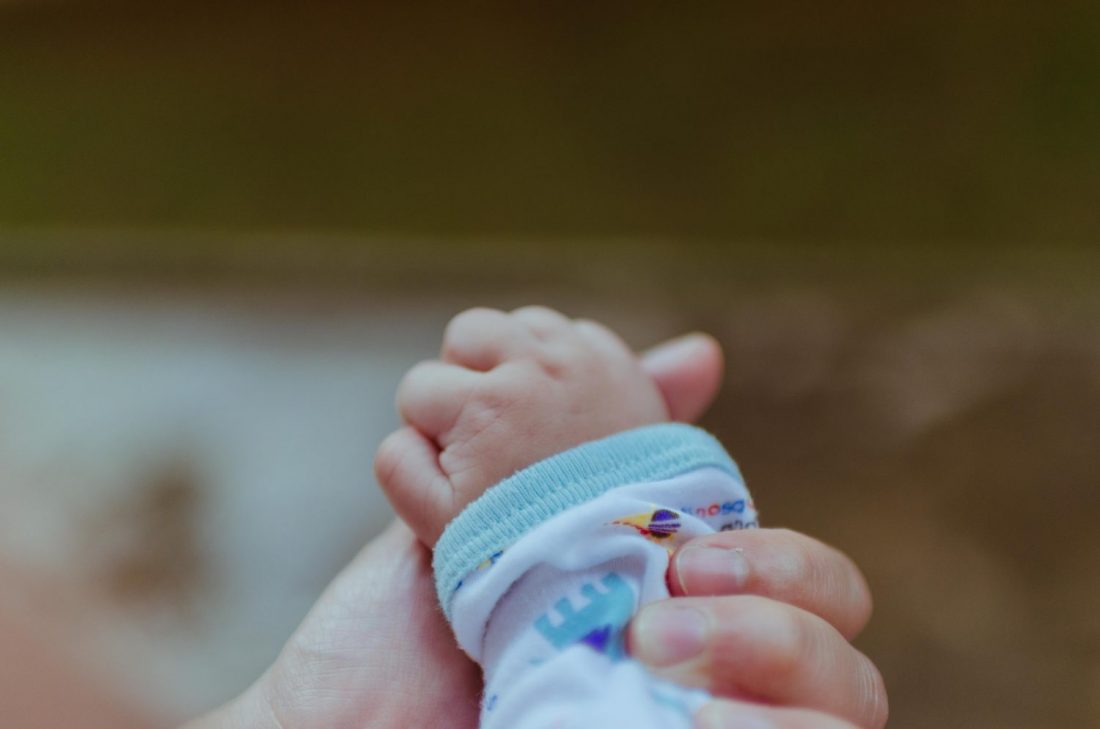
0,286,453,719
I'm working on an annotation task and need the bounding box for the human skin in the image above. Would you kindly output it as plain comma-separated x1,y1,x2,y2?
0,310,883,728
371,306,887,728
187,519,884,729
188,308,886,729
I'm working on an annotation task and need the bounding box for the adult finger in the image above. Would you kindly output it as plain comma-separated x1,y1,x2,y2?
630,596,888,729
640,333,724,422
190,520,482,729
669,528,873,640
696,699,861,729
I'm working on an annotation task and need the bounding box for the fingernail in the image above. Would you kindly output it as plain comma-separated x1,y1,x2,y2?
632,604,709,667
675,545,750,595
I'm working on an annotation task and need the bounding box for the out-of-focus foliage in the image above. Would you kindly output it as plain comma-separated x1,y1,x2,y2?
1,1,1099,245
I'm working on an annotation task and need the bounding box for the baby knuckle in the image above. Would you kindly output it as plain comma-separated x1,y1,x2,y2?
401,359,435,384
461,378,521,423
492,359,548,392
512,304,568,322
575,318,628,350
533,347,576,379
466,388,510,421
572,317,607,334
395,361,432,402
445,307,501,340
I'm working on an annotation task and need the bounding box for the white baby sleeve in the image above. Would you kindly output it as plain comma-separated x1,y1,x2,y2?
433,424,759,729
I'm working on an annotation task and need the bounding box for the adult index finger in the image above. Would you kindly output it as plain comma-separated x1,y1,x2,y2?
669,527,873,640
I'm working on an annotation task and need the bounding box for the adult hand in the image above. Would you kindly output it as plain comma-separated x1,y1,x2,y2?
631,529,888,728
188,523,885,729
638,329,887,727
185,519,482,729
189,328,887,729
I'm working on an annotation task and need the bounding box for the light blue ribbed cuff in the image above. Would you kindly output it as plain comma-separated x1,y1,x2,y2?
432,423,743,621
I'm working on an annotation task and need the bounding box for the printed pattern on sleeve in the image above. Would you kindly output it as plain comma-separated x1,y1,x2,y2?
433,424,757,729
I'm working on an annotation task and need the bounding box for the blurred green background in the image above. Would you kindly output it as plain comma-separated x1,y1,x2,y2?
2,0,1100,248
1,2,1098,728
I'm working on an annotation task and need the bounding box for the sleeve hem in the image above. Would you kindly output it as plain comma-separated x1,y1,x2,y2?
432,423,742,619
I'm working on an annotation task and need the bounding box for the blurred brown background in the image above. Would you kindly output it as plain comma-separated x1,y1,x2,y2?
1,2,1098,728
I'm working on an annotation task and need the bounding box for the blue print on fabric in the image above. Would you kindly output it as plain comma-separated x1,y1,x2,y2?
534,573,635,660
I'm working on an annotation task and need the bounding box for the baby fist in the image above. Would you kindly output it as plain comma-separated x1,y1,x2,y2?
375,306,672,545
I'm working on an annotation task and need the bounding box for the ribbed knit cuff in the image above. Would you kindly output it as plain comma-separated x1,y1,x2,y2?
433,423,742,621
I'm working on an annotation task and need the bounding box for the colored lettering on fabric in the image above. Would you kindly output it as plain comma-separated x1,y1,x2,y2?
534,573,635,659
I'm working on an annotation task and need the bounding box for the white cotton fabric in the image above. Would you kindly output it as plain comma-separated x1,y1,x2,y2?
448,466,758,728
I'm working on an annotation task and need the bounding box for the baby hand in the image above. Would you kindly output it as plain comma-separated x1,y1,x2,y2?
376,307,693,545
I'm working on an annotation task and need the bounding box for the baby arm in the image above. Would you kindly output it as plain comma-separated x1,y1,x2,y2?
376,307,757,728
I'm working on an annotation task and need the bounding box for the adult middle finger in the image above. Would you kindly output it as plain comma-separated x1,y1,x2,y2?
629,596,888,729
